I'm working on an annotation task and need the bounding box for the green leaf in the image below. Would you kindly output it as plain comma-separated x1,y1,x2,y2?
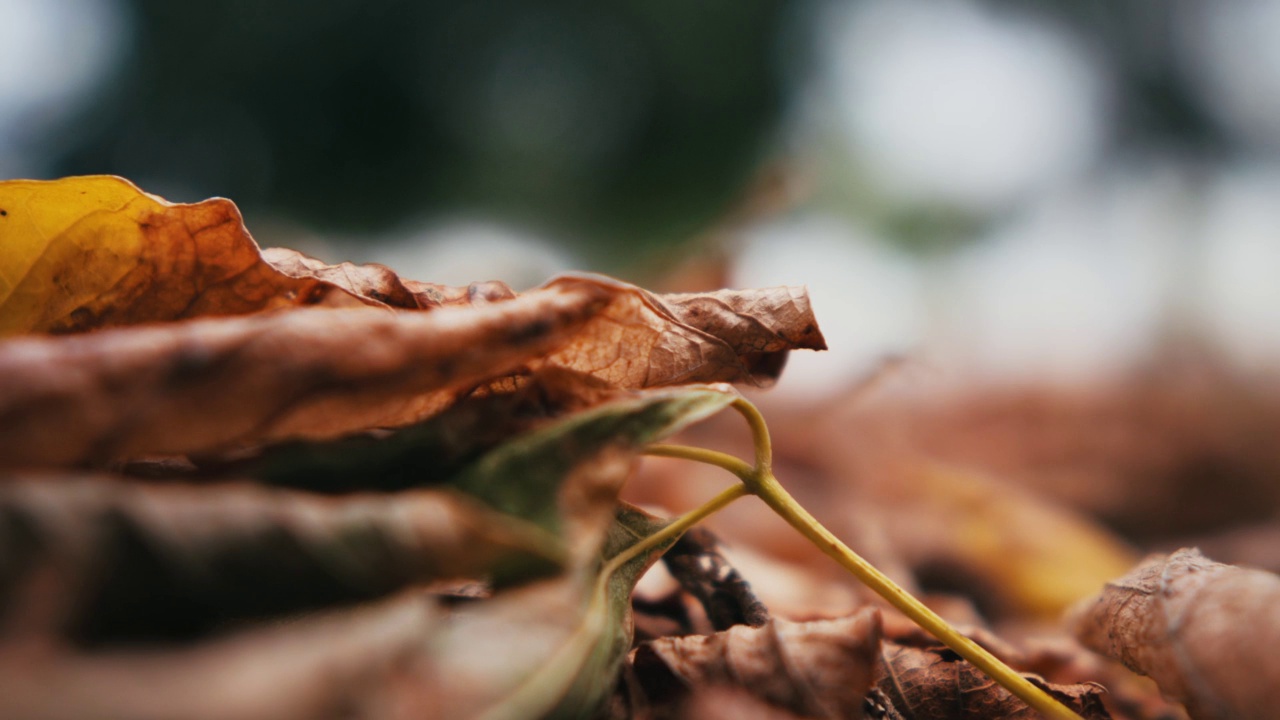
432,504,684,720
448,386,736,533
250,383,735,586
553,504,680,720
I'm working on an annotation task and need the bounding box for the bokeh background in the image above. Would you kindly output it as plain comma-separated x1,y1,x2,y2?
4,0,1280,393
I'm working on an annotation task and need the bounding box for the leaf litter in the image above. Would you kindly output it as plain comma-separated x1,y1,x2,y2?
2,175,1278,719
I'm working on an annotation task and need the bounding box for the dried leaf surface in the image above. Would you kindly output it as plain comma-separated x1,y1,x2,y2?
661,526,771,631
632,609,882,719
0,178,824,468
0,591,444,720
875,639,1110,720
542,275,825,389
261,246,518,310
0,176,524,336
0,474,562,645
0,282,608,468
0,176,339,334
0,386,734,719
671,686,809,720
0,279,822,468
1072,548,1280,720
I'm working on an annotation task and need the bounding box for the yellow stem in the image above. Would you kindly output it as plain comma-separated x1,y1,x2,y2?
732,397,773,470
600,482,751,578
751,471,1082,720
645,444,754,481
648,397,1084,720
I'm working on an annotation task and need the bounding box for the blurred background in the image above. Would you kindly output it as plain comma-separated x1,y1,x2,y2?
3,0,1280,392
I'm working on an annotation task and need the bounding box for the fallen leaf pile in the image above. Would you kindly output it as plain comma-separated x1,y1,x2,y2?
625,355,1280,718
2,175,1279,719
0,176,825,718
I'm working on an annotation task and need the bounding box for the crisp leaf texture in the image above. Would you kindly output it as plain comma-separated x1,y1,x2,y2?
540,275,826,388
0,284,608,467
875,639,1110,720
0,176,343,335
632,609,882,718
0,176,518,335
0,178,822,468
1072,548,1280,720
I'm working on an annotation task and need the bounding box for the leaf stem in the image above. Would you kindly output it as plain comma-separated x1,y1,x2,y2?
646,396,1085,720
644,444,755,482
479,482,749,720
750,471,1081,720
600,482,751,578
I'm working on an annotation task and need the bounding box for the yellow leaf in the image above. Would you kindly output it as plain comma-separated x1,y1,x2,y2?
0,176,290,335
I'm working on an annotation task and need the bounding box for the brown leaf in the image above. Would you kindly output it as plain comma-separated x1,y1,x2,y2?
673,686,810,720
261,246,517,311
0,591,444,720
0,386,723,720
0,282,608,468
632,608,882,719
541,275,826,388
875,639,1110,720
802,361,1280,544
0,275,824,468
0,473,564,645
661,526,771,631
1072,548,1280,720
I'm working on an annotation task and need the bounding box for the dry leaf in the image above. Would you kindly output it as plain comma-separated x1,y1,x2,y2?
541,275,826,389
0,386,737,720
0,176,350,334
0,591,444,720
660,526,771,631
631,609,882,719
856,460,1138,619
672,686,809,720
1072,548,1280,720
0,279,822,468
260,246,517,310
809,362,1280,543
0,473,564,645
0,283,607,468
875,639,1110,720
1,178,824,468
0,176,518,336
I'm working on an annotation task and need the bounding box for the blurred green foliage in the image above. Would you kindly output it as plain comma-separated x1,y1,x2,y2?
51,0,799,263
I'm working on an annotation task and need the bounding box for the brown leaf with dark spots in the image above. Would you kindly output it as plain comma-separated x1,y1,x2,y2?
632,608,882,719
0,282,608,468
1072,548,1280,720
875,639,1110,720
